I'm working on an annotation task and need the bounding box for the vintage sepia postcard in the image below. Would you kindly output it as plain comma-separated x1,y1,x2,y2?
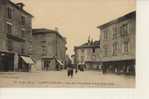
0,0,136,88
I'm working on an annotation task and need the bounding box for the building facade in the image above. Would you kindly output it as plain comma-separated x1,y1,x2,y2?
32,28,67,71
98,11,136,74
0,0,33,72
74,40,101,70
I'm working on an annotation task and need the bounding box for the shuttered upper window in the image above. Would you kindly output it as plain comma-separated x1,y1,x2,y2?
6,23,13,34
21,16,26,25
7,7,13,19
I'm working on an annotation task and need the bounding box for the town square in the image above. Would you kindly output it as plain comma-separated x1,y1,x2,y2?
0,0,136,88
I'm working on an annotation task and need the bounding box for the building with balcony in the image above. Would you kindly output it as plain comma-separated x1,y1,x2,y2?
0,0,33,72
97,11,136,74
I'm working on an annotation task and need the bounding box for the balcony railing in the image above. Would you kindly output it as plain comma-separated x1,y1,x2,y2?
7,33,25,42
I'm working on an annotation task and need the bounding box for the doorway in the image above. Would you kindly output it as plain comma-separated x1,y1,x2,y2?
0,52,14,72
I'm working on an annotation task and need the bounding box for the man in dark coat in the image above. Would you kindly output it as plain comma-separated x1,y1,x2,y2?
67,58,74,78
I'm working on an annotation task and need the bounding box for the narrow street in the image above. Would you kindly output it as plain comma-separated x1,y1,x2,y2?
0,70,135,88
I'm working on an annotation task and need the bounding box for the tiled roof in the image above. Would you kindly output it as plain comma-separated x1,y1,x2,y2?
32,28,66,41
75,40,100,49
97,11,136,29
32,28,57,34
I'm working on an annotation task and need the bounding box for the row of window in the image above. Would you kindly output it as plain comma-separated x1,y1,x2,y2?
104,41,129,57
6,23,26,38
103,23,129,40
7,7,26,25
81,48,96,53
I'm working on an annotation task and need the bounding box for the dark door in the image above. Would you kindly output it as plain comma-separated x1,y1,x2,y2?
0,52,14,72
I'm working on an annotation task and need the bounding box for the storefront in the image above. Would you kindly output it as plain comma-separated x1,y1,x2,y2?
18,56,34,72
0,51,14,72
85,61,102,70
41,58,52,71
41,57,64,71
102,59,135,75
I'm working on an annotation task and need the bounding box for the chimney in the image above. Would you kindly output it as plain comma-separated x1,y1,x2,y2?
88,34,91,45
91,38,94,45
16,3,25,9
55,27,59,32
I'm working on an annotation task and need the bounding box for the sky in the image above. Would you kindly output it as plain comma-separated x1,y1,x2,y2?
12,0,136,55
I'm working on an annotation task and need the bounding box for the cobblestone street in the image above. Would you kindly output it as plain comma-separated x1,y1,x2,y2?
0,70,135,88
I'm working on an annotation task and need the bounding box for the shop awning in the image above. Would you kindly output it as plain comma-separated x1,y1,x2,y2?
101,56,135,62
21,56,34,64
56,59,64,66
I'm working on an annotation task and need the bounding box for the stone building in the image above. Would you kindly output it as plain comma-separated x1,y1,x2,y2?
0,0,33,72
32,28,67,71
97,11,136,74
74,40,101,70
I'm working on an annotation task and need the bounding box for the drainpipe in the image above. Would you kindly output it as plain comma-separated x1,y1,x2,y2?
55,34,58,70
55,33,58,62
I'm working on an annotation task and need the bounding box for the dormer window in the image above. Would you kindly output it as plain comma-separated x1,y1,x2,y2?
16,3,25,9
